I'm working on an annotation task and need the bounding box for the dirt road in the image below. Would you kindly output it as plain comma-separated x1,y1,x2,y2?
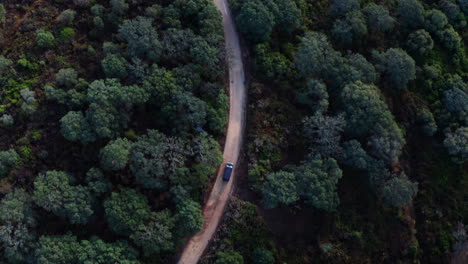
177,0,246,263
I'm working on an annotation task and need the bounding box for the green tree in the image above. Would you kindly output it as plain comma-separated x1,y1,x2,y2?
0,149,18,178
295,156,343,212
35,234,79,264
176,199,203,236
340,140,371,170
362,4,395,32
33,171,94,224
436,26,461,50
131,130,187,190
235,0,274,43
118,16,161,61
104,188,151,235
254,43,292,80
295,32,347,87
0,188,36,226
0,4,5,22
0,222,36,264
380,174,418,207
262,171,298,209
398,0,425,28
373,48,416,90
36,29,55,48
100,138,131,171
443,127,468,164
60,111,96,143
273,0,301,33
189,132,223,188
85,168,112,195
417,108,437,136
296,79,329,113
329,0,360,17
367,124,405,166
56,68,78,87
406,30,434,55
252,248,275,264
424,9,448,34
303,112,346,157
101,53,128,79
340,81,394,137
130,210,175,256
215,251,244,264
331,10,367,46
110,0,128,15
59,27,75,42
57,9,76,25
0,114,14,127
77,237,140,264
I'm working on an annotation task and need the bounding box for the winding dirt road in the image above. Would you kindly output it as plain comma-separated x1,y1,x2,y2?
178,0,246,263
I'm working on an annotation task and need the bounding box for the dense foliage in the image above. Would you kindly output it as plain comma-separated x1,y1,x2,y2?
0,0,225,262
233,0,468,263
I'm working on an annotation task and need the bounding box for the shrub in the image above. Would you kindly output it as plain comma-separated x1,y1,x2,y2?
36,29,55,48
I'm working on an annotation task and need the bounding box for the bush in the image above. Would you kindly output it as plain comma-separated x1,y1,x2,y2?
36,29,55,48
56,68,78,87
